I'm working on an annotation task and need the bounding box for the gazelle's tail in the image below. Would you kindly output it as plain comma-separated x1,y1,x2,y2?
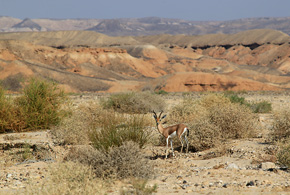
187,128,189,136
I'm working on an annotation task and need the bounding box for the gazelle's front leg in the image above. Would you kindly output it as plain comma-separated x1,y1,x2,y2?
165,137,169,158
170,139,175,157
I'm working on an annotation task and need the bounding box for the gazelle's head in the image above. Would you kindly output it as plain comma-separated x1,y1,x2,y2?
152,111,167,125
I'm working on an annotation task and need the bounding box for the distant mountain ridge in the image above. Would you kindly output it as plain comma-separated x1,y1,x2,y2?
1,16,290,36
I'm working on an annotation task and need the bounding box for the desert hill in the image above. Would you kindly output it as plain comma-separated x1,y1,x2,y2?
0,29,290,93
2,16,290,36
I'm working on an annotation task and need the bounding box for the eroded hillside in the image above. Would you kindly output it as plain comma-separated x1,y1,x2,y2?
0,29,290,93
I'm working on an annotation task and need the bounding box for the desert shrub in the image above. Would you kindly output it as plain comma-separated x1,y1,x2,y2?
51,101,102,145
89,112,152,151
208,103,257,139
52,100,154,147
15,78,68,130
226,93,248,105
65,142,152,179
167,93,257,151
270,110,290,141
25,161,105,195
155,89,168,95
169,97,206,123
198,93,231,109
224,92,272,113
250,100,272,113
276,140,290,168
101,92,166,114
189,116,222,151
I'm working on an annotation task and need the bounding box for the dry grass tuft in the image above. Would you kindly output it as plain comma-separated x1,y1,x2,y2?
25,161,106,195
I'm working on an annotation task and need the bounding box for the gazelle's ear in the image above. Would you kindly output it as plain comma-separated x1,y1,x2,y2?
153,114,157,119
161,114,167,119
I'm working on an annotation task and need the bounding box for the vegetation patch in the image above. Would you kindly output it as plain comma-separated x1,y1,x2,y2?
169,93,258,151
0,78,68,132
224,92,272,113
277,139,290,168
25,161,106,195
0,86,20,132
65,142,152,179
89,111,152,151
101,92,166,114
270,109,290,141
15,78,68,131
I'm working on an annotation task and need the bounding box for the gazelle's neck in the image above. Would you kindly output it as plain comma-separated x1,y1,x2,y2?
157,123,165,135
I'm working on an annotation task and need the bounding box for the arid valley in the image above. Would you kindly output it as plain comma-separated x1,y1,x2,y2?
1,16,290,195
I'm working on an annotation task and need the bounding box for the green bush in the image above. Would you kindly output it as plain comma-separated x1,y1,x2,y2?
154,90,168,95
227,93,248,105
250,100,272,113
101,92,166,114
224,92,272,113
15,78,68,131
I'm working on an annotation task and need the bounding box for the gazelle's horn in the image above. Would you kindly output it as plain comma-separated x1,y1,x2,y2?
152,110,157,117
159,110,163,118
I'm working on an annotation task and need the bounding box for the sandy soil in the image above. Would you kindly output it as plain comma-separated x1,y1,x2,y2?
0,93,290,194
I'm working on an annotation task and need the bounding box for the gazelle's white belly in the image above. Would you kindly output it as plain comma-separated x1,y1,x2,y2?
168,131,177,138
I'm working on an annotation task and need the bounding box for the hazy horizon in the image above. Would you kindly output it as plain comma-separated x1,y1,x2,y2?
1,0,290,21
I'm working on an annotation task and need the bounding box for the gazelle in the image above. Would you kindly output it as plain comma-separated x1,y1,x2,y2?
153,111,189,158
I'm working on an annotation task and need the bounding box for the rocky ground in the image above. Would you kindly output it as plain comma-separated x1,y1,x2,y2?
0,94,290,194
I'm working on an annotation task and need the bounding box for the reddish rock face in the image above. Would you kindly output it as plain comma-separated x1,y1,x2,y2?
0,30,290,93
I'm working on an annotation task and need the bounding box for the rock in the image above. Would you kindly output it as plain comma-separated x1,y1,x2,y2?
246,181,255,187
260,162,276,170
177,175,182,180
227,163,239,170
181,184,190,189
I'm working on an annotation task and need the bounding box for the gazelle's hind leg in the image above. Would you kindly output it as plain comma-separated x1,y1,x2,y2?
184,134,189,153
180,137,184,153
